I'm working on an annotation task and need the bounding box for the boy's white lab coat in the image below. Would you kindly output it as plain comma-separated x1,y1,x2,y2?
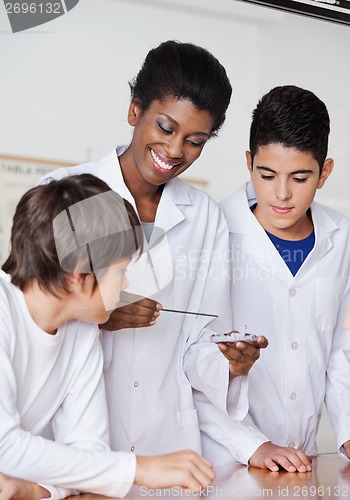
220,182,350,457
39,147,253,461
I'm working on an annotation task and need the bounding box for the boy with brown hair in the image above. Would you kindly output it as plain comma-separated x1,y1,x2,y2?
0,173,214,499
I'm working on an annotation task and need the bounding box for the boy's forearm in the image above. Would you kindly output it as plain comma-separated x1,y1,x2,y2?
31,482,51,499
17,480,51,499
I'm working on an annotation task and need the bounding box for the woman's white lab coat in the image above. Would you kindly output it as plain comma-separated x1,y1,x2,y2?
39,147,251,460
220,182,350,457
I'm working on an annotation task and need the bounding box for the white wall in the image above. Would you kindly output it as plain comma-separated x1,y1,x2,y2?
1,0,348,452
1,0,349,211
0,0,275,258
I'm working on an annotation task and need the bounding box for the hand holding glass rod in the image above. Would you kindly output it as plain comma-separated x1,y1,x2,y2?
162,308,218,318
115,292,218,318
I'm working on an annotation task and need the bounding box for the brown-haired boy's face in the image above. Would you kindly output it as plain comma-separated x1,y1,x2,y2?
246,143,333,240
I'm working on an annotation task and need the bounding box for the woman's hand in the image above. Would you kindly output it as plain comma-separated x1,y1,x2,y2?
217,336,268,377
100,291,162,331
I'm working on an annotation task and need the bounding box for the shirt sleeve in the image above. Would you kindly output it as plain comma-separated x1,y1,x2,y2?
0,319,136,498
325,282,350,457
194,389,269,465
38,484,79,500
182,207,249,420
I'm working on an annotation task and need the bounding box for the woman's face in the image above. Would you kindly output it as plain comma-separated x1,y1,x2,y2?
127,96,214,186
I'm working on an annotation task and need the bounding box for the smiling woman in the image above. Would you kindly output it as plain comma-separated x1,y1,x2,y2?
119,39,231,221
36,41,241,455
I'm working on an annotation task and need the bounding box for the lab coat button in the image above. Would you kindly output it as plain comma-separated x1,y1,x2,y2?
131,445,135,452
290,392,297,401
134,381,139,387
291,341,299,350
288,442,295,448
289,288,297,297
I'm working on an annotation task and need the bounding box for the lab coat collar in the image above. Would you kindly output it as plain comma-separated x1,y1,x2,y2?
304,200,340,278
223,182,263,236
224,182,339,284
151,178,191,246
226,183,291,283
96,147,133,203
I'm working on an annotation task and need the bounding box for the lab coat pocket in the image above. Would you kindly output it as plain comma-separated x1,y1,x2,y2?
315,277,346,334
177,409,201,452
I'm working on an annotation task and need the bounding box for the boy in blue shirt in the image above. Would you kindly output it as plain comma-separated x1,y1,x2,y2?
220,85,350,464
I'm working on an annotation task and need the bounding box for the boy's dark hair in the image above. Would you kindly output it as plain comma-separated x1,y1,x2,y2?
249,85,330,171
2,174,142,295
129,40,232,136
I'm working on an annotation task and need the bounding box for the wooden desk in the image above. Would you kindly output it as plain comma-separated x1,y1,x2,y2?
64,454,350,500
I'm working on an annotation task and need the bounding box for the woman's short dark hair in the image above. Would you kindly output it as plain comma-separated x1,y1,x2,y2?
2,174,142,295
249,85,330,171
129,40,232,136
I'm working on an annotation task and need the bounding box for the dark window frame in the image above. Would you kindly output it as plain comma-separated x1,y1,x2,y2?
237,0,350,26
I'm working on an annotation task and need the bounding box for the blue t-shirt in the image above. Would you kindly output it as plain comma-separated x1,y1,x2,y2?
250,203,315,276
266,230,315,276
